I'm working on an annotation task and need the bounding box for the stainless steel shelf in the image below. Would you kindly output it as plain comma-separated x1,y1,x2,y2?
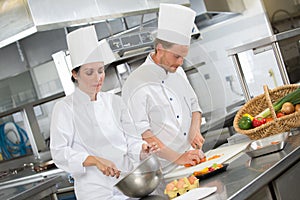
226,28,300,101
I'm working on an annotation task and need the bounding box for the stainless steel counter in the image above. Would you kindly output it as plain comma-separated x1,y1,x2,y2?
0,176,62,200
130,128,300,200
201,130,300,200
1,129,299,200
0,167,72,200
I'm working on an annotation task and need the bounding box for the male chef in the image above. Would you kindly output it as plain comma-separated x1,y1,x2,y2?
122,3,205,174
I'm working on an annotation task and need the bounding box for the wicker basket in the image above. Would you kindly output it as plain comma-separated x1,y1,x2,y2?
233,84,300,140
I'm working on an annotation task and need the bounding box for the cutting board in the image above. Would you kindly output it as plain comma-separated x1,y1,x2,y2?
164,141,250,180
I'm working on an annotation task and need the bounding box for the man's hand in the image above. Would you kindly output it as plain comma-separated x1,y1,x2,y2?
189,112,205,149
190,131,205,149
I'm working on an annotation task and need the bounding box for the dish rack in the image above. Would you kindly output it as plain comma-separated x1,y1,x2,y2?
233,84,300,140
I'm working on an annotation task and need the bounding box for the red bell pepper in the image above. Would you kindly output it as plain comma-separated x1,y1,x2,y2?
252,117,266,128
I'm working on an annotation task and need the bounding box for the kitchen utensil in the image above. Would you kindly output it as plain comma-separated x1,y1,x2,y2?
114,154,162,198
245,132,289,158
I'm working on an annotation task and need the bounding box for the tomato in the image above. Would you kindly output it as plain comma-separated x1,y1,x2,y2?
252,117,266,127
276,112,285,118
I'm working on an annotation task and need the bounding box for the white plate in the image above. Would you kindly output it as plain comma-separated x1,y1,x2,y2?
173,187,217,200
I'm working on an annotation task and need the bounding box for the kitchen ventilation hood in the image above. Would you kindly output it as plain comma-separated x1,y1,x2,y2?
0,0,189,48
190,0,245,29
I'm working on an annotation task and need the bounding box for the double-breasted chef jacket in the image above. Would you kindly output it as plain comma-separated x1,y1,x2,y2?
122,54,202,174
50,87,143,200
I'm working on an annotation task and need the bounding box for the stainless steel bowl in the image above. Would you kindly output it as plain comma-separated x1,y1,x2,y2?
114,154,162,198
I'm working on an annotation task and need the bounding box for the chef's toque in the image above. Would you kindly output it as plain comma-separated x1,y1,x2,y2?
157,3,196,46
66,25,115,69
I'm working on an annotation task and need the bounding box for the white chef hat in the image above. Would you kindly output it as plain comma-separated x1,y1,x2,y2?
157,3,196,46
66,25,115,69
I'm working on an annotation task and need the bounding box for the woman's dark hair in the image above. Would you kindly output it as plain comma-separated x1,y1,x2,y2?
71,66,80,83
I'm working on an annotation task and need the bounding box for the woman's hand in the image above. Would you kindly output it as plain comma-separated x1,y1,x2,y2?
140,142,160,160
83,156,120,178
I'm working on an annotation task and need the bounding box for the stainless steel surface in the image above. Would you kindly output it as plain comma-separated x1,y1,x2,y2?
271,42,290,84
115,154,163,198
231,54,252,102
274,27,300,41
133,127,300,200
21,105,46,159
191,0,245,15
245,132,289,158
227,28,300,96
191,0,244,30
272,160,300,200
0,176,62,200
0,0,189,48
227,27,300,55
0,0,35,48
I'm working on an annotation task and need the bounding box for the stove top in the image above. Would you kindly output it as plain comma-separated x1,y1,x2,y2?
0,166,27,179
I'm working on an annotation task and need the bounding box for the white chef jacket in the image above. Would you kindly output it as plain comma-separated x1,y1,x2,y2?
122,54,202,174
50,87,143,200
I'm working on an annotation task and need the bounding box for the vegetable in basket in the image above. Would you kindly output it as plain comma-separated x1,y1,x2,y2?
238,116,252,130
252,117,266,128
256,87,300,118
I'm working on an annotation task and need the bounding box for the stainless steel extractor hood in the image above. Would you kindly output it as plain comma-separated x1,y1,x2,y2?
0,0,190,48
190,0,245,29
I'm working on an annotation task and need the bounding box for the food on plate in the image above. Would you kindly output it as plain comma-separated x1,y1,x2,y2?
193,163,223,176
184,154,222,167
207,154,222,161
164,175,199,199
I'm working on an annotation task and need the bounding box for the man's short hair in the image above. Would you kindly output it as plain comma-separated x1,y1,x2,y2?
154,38,175,52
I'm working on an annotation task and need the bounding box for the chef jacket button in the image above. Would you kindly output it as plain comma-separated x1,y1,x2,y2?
170,97,173,101
162,80,164,84
184,132,187,136
176,115,179,118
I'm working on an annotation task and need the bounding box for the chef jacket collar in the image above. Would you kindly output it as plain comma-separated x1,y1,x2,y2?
147,53,169,81
73,87,103,105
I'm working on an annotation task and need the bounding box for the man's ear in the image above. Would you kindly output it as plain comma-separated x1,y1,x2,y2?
156,43,163,50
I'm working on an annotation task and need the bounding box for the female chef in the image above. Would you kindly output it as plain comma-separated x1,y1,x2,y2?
50,26,159,200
